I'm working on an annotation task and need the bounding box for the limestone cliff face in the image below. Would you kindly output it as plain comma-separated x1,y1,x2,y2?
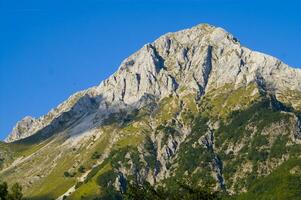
6,24,301,142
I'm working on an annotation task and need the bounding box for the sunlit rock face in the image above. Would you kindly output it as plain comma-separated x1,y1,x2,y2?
6,24,301,143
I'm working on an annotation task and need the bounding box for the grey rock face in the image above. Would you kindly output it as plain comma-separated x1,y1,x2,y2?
5,116,37,142
5,23,301,142
5,89,98,142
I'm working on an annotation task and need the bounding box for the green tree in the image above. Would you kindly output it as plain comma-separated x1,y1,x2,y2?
123,181,222,200
63,171,70,177
91,151,101,159
78,165,85,173
8,183,23,200
0,181,8,199
0,182,24,200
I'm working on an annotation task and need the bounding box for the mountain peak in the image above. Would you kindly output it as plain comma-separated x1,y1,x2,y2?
5,116,36,142
5,24,301,142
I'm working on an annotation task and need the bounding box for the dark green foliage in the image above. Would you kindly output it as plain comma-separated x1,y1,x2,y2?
123,181,222,200
122,112,138,124
110,150,129,169
91,151,101,159
156,125,179,146
92,93,301,200
110,146,144,170
168,115,219,188
96,171,117,187
237,159,301,200
92,186,122,200
181,110,195,125
143,136,157,169
177,116,209,169
78,165,85,173
0,181,8,199
251,134,269,147
247,149,268,162
63,171,70,177
217,103,256,145
84,163,104,183
0,157,4,169
216,99,286,147
191,115,209,134
123,181,165,200
84,146,142,185
112,147,132,168
247,134,269,163
0,182,24,200
270,136,288,158
161,115,220,189
102,108,142,127
63,171,75,177
288,144,301,156
210,98,295,193
94,170,126,200
177,140,208,173
222,157,243,183
129,150,142,169
9,183,23,200
74,181,83,189
94,170,122,200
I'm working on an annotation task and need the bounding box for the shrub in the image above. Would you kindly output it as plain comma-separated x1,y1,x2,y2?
78,165,85,173
96,170,117,187
270,136,287,158
91,151,101,159
63,171,70,177
247,149,268,162
63,171,75,177
75,181,83,189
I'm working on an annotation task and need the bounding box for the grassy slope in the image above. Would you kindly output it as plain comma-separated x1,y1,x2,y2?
67,111,151,199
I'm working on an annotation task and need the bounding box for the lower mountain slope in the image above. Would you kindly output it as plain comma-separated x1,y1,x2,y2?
1,81,301,200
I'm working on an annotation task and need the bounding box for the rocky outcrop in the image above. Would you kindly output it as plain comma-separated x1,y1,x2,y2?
5,116,37,142
5,91,99,142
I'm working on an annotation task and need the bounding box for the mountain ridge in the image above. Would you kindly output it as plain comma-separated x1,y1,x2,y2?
6,23,301,143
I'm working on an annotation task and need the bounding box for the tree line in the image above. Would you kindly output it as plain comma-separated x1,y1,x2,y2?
122,181,223,200
96,180,224,200
0,181,23,200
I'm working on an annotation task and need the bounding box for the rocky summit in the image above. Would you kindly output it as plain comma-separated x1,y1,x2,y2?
1,24,301,200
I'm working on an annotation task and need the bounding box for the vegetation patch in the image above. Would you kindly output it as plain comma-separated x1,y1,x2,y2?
237,158,301,200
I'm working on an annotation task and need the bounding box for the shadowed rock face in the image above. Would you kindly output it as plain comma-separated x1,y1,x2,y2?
6,24,301,143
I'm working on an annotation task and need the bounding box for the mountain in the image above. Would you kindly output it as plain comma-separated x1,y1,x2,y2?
1,24,301,200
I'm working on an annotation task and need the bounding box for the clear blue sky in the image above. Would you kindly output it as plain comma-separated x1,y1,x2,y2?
0,0,300,140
